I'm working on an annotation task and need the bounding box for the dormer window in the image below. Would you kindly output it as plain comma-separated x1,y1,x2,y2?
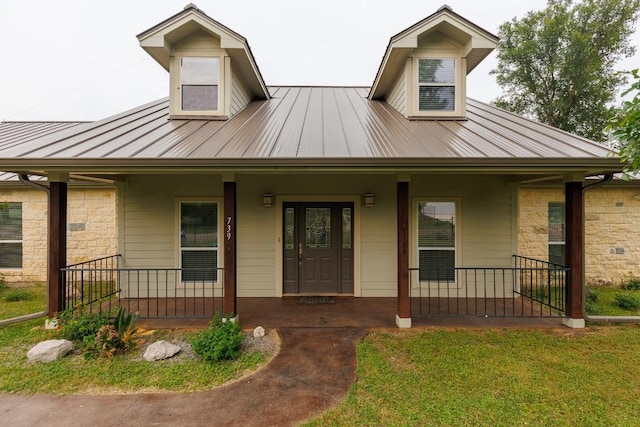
418,58,456,112
180,57,220,112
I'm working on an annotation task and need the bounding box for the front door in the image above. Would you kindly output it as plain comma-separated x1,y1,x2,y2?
283,202,354,294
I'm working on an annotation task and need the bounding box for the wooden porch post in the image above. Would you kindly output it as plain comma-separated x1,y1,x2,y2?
48,180,67,317
563,179,585,328
223,181,237,317
396,181,411,328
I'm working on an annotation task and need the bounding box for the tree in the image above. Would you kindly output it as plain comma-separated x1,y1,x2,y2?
491,0,640,142
608,69,640,172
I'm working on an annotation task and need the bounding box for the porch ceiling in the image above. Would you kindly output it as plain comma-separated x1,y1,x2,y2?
0,87,623,178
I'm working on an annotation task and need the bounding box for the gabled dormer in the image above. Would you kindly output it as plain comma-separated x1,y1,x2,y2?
369,5,498,119
137,4,269,120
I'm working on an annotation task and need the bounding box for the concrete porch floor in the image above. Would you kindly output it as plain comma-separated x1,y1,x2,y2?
139,297,565,329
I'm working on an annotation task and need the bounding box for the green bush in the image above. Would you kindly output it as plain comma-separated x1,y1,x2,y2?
55,308,111,343
4,290,32,302
615,293,640,311
585,288,598,303
84,307,139,358
191,313,244,362
622,278,640,291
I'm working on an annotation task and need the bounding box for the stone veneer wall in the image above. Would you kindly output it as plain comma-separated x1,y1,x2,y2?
519,186,640,286
0,187,117,285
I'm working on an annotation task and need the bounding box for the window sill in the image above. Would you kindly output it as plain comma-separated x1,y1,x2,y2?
407,115,467,121
169,114,228,121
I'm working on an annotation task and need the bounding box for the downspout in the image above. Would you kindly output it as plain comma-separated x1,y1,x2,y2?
580,174,640,323
3,174,50,322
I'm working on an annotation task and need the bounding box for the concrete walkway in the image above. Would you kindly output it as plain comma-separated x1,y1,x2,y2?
0,327,365,427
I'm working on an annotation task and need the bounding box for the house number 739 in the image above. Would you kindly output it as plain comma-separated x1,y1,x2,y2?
226,217,233,241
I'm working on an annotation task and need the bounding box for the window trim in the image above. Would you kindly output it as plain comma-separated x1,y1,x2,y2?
412,198,461,287
0,202,23,270
173,55,225,118
548,202,566,266
411,54,464,118
175,198,222,286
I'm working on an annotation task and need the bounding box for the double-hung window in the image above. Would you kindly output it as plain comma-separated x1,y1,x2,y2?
417,201,457,282
0,202,22,269
548,202,565,266
180,57,220,112
179,201,218,282
417,58,456,112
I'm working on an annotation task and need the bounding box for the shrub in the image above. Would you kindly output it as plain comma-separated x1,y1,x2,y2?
4,290,32,302
55,308,111,343
192,313,244,362
622,278,640,291
614,293,640,311
585,288,598,304
88,307,140,358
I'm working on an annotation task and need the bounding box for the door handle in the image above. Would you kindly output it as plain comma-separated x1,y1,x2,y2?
298,243,303,264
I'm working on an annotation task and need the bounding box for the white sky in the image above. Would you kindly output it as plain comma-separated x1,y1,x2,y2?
1,0,638,121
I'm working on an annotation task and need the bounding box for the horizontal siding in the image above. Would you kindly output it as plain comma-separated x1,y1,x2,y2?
230,69,252,117
387,71,406,115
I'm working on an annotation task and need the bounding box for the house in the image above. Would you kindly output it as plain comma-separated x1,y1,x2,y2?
0,4,625,328
518,178,640,286
0,122,117,285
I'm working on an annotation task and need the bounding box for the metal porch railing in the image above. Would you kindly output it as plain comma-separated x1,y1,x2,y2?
409,255,568,317
62,255,224,318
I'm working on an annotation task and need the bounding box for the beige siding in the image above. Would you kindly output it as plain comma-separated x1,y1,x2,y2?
230,69,251,117
0,187,117,285
519,186,640,286
387,71,406,116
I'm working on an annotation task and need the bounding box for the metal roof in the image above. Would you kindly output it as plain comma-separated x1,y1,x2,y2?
0,87,622,175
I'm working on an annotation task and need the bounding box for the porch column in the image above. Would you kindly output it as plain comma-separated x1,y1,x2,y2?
223,181,237,317
396,180,411,328
48,177,68,317
563,178,585,328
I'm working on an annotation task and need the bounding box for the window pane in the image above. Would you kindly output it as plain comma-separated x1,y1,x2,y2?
418,58,455,84
181,250,217,282
342,208,352,249
418,202,455,247
181,57,219,111
548,203,565,243
306,208,331,249
284,207,295,250
419,86,455,111
181,57,219,84
549,244,565,266
181,202,217,248
182,85,218,111
419,250,455,281
0,203,22,240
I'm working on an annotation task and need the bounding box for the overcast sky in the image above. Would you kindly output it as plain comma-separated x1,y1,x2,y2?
1,0,638,121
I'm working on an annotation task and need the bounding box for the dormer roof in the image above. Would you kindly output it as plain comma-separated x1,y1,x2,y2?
369,5,498,100
137,3,269,100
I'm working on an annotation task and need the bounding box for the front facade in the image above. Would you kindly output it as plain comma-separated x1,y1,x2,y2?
0,5,626,327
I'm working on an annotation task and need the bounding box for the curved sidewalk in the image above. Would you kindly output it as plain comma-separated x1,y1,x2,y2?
0,327,365,427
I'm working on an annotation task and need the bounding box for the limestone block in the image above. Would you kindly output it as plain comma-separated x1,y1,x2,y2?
27,339,73,363
143,340,181,361
253,326,265,338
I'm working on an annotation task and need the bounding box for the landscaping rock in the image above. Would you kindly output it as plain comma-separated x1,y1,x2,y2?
253,326,265,338
27,339,73,363
143,340,181,361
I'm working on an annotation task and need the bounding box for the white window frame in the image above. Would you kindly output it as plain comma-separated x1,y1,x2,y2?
413,199,460,286
176,199,221,286
0,202,22,270
176,55,223,116
548,202,565,266
412,54,463,118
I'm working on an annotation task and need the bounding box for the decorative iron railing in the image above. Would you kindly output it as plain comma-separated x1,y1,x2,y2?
409,256,568,317
62,256,224,318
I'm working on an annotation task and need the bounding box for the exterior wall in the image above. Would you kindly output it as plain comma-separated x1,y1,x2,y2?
518,186,640,285
230,68,251,117
0,186,117,285
120,173,516,298
388,70,407,116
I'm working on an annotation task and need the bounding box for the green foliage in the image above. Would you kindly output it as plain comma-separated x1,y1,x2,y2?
55,308,111,343
622,276,640,290
608,69,640,173
191,313,244,362
4,290,32,302
86,307,139,358
614,292,640,310
491,0,640,142
0,273,6,290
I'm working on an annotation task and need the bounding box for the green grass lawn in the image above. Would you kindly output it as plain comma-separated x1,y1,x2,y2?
586,286,640,316
306,326,640,426
0,284,47,320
